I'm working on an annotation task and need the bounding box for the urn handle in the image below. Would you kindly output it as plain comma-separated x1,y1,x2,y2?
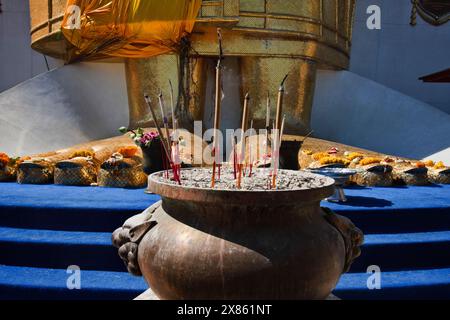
112,201,161,276
322,207,364,273
129,220,157,243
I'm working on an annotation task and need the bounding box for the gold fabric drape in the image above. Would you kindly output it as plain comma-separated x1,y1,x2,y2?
61,0,201,61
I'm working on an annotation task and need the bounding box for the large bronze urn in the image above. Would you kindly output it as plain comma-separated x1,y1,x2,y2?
113,170,363,299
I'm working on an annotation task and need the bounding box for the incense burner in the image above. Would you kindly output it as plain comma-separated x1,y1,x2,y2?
113,169,363,299
307,168,357,203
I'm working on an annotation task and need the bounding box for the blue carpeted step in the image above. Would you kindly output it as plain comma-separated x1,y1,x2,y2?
0,265,148,300
1,183,449,234
0,227,126,272
350,231,450,272
324,185,450,234
0,183,449,299
0,183,158,232
2,264,448,300
2,226,449,274
334,267,450,300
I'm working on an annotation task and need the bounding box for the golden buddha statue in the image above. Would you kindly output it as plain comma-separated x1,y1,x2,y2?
29,0,356,135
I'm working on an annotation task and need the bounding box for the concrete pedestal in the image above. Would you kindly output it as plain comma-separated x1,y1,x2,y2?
134,288,341,300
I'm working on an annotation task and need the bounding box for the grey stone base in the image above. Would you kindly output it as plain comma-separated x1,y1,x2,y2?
134,288,341,300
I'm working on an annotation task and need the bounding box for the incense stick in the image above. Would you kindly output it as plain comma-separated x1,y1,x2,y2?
171,128,182,184
237,93,250,189
272,75,288,189
279,114,286,146
265,91,270,168
144,94,171,161
158,90,172,156
266,91,270,129
271,115,286,189
271,121,278,189
211,28,224,188
301,130,314,143
275,74,288,132
169,80,176,133
249,119,254,177
173,119,182,183
233,136,237,179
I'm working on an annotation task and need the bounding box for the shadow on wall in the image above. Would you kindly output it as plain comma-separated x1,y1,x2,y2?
311,70,450,162
0,0,63,93
350,0,450,115
0,62,129,156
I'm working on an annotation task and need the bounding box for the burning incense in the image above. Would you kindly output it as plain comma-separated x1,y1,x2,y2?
211,28,224,188
158,91,172,179
144,94,170,160
271,115,285,189
170,119,182,184
144,94,181,184
169,80,176,133
232,136,237,179
279,115,286,145
248,119,254,177
266,92,271,129
265,92,270,167
237,93,250,189
158,90,172,155
275,74,288,132
271,75,288,189
270,121,278,189
171,123,182,185
302,130,314,143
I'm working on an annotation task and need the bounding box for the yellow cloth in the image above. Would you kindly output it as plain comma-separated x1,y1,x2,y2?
61,0,201,61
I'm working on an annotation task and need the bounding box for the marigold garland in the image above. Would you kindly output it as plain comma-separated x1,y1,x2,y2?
434,161,446,170
0,153,9,167
70,150,95,159
346,152,363,161
312,152,329,161
319,156,350,166
359,157,382,166
117,146,138,158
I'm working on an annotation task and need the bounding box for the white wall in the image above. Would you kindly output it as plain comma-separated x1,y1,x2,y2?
0,62,129,156
351,0,450,114
312,70,450,163
0,0,62,93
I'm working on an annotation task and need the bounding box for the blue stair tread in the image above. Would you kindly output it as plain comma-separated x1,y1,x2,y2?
0,265,147,300
0,182,156,212
2,226,449,248
334,268,450,299
0,265,147,290
2,264,449,300
0,183,159,232
364,231,450,245
0,226,111,246
0,182,449,233
348,230,450,273
0,182,448,213
323,185,450,233
0,227,126,271
336,268,450,290
1,226,449,274
324,185,450,212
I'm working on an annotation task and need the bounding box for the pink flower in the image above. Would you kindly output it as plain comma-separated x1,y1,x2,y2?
139,131,160,146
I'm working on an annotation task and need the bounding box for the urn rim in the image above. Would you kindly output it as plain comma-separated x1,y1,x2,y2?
148,168,335,206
